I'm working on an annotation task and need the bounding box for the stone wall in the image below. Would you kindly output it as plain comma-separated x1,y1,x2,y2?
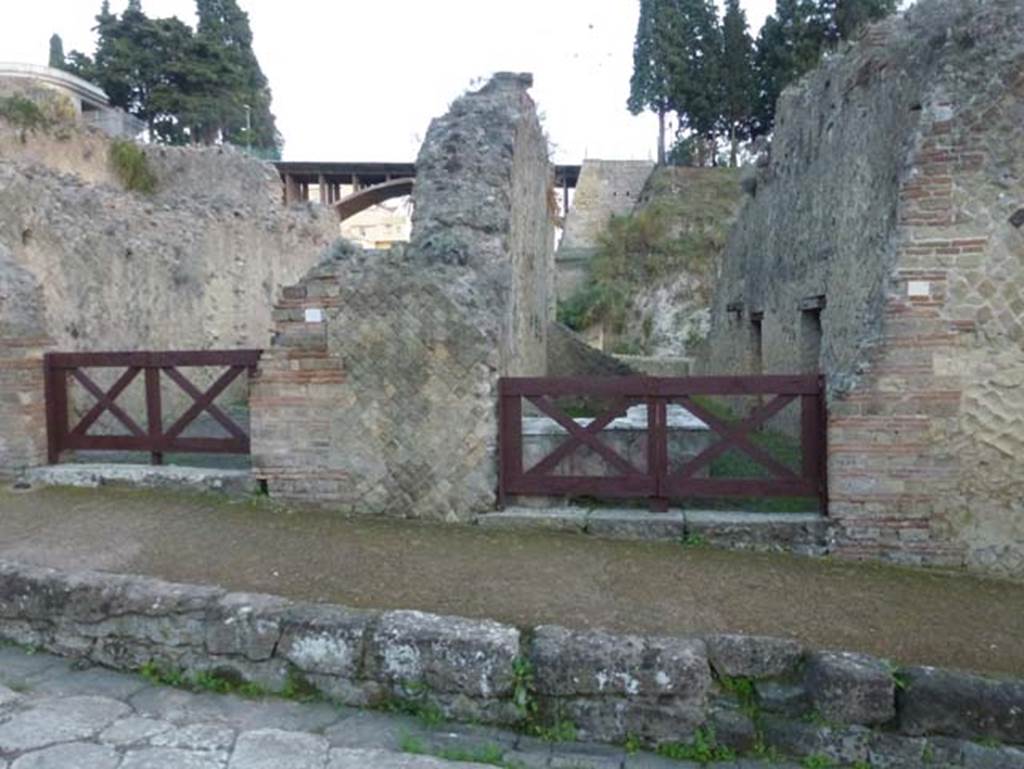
0,97,337,474
556,159,654,299
701,0,1024,578
251,73,553,520
2,560,1023,768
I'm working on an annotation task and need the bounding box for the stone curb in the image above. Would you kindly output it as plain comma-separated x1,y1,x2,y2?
0,559,1021,765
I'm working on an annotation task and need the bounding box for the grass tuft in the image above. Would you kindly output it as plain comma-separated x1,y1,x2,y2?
109,138,157,194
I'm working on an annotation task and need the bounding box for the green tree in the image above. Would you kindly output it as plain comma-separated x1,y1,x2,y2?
669,0,722,166
48,34,65,69
628,0,676,165
719,0,756,166
752,0,898,135
752,0,824,135
196,0,281,154
64,0,280,154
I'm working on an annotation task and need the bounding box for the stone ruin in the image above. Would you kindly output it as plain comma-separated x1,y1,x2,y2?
251,73,554,520
702,0,1024,577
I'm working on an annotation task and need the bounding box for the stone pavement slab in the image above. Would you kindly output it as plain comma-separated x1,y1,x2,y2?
0,645,866,769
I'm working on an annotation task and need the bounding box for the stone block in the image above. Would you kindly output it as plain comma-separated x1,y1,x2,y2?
205,592,292,661
805,651,895,725
0,562,221,628
802,651,892,729
550,696,704,745
585,511,686,541
707,705,758,752
961,741,1024,769
366,610,519,699
865,732,928,769
757,681,811,717
705,634,804,679
896,666,1024,744
278,603,376,679
529,625,710,702
685,512,828,555
761,718,871,765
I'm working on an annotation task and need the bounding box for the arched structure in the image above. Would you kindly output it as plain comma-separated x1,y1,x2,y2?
333,177,414,222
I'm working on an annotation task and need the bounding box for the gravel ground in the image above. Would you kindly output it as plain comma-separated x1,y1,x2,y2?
0,485,1022,676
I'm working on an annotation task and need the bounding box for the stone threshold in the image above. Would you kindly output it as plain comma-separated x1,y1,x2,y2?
477,506,829,555
21,463,258,496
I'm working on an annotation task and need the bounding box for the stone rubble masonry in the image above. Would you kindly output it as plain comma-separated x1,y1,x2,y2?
251,73,554,520
2,561,1024,766
0,97,338,476
701,0,1024,578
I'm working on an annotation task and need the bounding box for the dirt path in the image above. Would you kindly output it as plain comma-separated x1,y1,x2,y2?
1,485,1022,676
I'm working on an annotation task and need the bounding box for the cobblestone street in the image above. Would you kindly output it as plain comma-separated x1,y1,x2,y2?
0,646,808,769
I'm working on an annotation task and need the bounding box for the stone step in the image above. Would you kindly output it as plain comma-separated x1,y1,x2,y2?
477,507,828,554
22,463,257,496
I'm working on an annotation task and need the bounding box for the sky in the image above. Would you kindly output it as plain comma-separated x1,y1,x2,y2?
3,1,783,163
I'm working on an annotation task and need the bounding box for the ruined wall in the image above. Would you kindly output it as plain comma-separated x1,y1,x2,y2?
252,73,553,520
702,0,1024,577
0,119,336,353
556,159,654,299
0,99,337,474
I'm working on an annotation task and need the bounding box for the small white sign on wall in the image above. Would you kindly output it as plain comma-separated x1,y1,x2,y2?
907,281,931,298
304,308,325,323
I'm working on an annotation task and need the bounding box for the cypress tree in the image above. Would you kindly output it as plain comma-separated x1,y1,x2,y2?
628,0,676,165
668,0,722,166
719,0,756,166
752,0,824,135
195,0,280,155
48,34,65,69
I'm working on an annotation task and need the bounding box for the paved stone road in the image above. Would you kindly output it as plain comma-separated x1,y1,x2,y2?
0,646,808,769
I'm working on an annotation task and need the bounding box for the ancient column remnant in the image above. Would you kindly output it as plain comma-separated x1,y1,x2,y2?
701,0,1024,577
251,72,554,520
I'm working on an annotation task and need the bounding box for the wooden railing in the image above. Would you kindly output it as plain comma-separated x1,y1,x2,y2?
44,350,261,465
498,375,827,512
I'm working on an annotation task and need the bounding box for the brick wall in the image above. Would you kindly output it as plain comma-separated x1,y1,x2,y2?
251,74,553,520
830,65,1024,574
703,0,1024,577
0,254,50,477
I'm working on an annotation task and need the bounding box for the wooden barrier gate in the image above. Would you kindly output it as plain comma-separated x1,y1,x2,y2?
498,375,827,512
44,350,261,465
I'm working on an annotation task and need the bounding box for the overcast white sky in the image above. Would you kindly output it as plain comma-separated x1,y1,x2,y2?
4,1,801,163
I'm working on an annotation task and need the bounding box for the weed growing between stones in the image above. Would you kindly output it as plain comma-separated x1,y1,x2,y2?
109,138,157,194
399,732,518,768
801,754,837,768
0,95,52,139
656,725,735,763
137,659,322,703
681,532,709,548
379,683,448,728
509,655,577,742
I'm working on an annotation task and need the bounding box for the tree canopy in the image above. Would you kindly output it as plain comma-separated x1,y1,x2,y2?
56,0,281,155
628,0,899,166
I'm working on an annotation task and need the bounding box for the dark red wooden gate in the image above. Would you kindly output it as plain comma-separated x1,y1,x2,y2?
44,350,261,465
499,375,827,512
